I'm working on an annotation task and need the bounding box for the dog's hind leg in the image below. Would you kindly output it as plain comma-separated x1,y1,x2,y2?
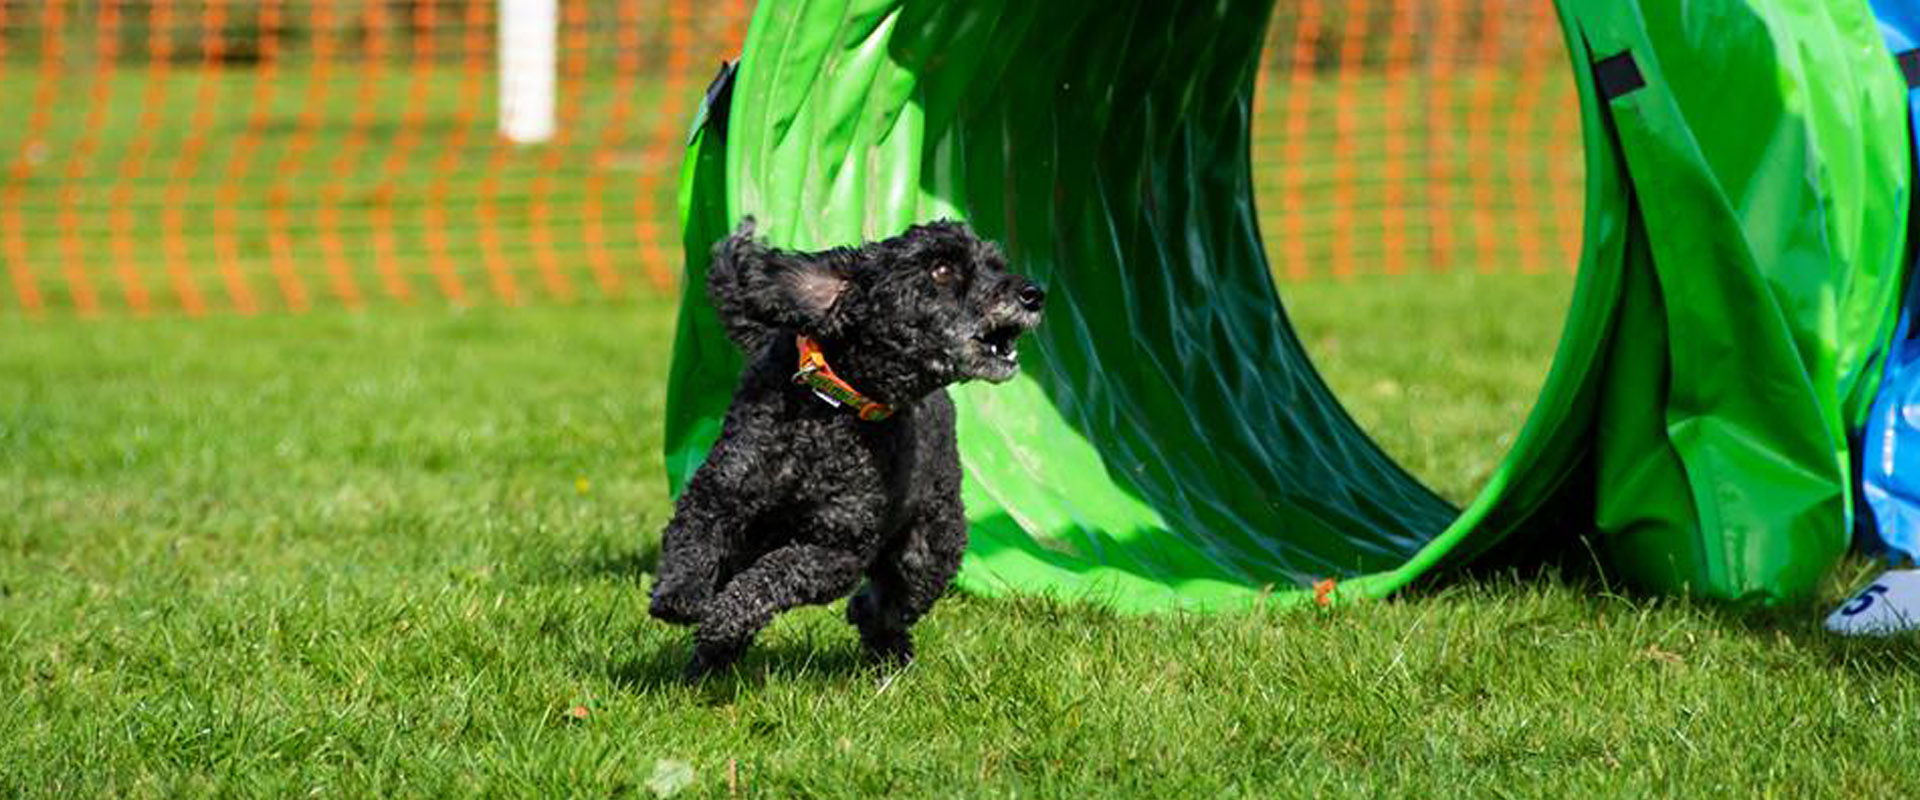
687,544,865,678
846,507,967,665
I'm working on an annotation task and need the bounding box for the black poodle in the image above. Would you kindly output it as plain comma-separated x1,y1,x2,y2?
649,217,1045,678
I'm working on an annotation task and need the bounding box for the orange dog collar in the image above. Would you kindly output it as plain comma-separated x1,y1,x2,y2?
793,335,894,421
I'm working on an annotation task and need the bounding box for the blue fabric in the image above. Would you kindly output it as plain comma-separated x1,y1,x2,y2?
1860,2,1920,563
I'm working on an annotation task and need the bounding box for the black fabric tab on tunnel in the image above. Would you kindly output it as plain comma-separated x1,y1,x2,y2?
1899,49,1920,89
689,59,739,147
1594,51,1645,100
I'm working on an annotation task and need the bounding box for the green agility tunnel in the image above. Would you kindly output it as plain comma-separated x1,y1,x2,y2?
664,0,1910,610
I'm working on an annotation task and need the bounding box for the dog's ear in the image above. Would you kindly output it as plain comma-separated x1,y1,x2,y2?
706,218,851,350
772,258,848,324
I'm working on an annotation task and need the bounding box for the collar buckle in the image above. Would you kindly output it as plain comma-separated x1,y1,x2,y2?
793,335,894,421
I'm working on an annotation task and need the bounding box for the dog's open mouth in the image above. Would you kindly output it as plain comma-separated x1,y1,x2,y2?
965,322,1030,383
976,324,1023,362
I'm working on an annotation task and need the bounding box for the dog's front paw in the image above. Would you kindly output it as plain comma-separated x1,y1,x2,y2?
683,641,747,681
858,628,914,667
649,582,709,626
846,585,907,629
845,588,878,628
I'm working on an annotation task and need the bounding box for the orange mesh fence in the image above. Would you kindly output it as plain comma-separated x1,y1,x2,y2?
0,1,1579,319
1255,0,1583,280
0,0,753,318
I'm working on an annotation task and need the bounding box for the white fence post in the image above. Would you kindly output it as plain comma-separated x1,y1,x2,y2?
498,0,558,144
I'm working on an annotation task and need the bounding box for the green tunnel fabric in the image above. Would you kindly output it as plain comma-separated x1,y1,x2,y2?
1575,3,1908,600
664,0,1908,611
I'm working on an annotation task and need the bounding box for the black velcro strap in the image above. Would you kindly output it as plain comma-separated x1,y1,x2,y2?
1594,51,1645,100
1899,48,1920,89
687,59,739,147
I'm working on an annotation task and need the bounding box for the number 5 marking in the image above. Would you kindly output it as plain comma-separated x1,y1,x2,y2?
1842,584,1891,617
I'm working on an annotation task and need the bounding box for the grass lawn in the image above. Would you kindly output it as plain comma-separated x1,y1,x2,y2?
6,276,1920,797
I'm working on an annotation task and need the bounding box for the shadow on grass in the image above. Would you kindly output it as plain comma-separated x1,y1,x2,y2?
526,540,660,587
538,536,909,690
1411,551,1920,679
582,541,660,585
1689,599,1920,678
594,634,891,697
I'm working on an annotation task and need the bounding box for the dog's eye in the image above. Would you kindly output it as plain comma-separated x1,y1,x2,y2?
930,262,954,285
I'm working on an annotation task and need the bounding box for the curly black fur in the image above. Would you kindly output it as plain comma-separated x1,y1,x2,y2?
651,218,1045,679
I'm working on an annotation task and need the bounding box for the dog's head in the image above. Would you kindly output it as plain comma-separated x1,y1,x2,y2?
835,220,1045,385
712,218,1045,392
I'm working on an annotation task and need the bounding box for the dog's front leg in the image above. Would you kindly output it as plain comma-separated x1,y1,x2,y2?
649,441,768,626
648,511,732,625
687,544,866,679
847,503,967,665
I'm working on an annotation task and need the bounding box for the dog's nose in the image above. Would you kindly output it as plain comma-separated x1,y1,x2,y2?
1017,281,1045,312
